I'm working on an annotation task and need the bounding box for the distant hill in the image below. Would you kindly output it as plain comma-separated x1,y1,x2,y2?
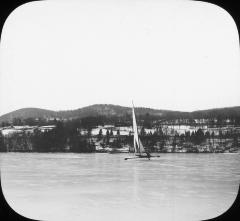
0,104,171,123
0,104,240,123
191,106,240,119
0,108,57,123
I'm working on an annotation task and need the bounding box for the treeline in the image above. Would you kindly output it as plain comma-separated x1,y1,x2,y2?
0,115,132,127
0,122,95,152
2,114,240,129
1,121,240,153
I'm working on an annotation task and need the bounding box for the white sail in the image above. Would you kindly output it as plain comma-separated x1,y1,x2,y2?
132,103,139,153
138,139,145,154
124,102,159,160
132,102,145,155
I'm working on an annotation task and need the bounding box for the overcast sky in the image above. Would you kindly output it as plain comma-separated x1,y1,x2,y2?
0,0,239,116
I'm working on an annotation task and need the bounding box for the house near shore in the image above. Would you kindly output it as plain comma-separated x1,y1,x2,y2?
0,125,56,136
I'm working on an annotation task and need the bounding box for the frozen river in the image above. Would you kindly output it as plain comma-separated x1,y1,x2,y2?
0,153,239,221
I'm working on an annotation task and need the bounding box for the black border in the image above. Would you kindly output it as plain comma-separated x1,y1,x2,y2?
0,0,239,220
0,176,38,221
195,0,240,44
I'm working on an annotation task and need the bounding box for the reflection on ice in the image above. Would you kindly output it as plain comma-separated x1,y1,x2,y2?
1,153,239,221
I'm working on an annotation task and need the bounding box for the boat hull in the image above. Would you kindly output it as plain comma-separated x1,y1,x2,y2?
124,155,160,160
